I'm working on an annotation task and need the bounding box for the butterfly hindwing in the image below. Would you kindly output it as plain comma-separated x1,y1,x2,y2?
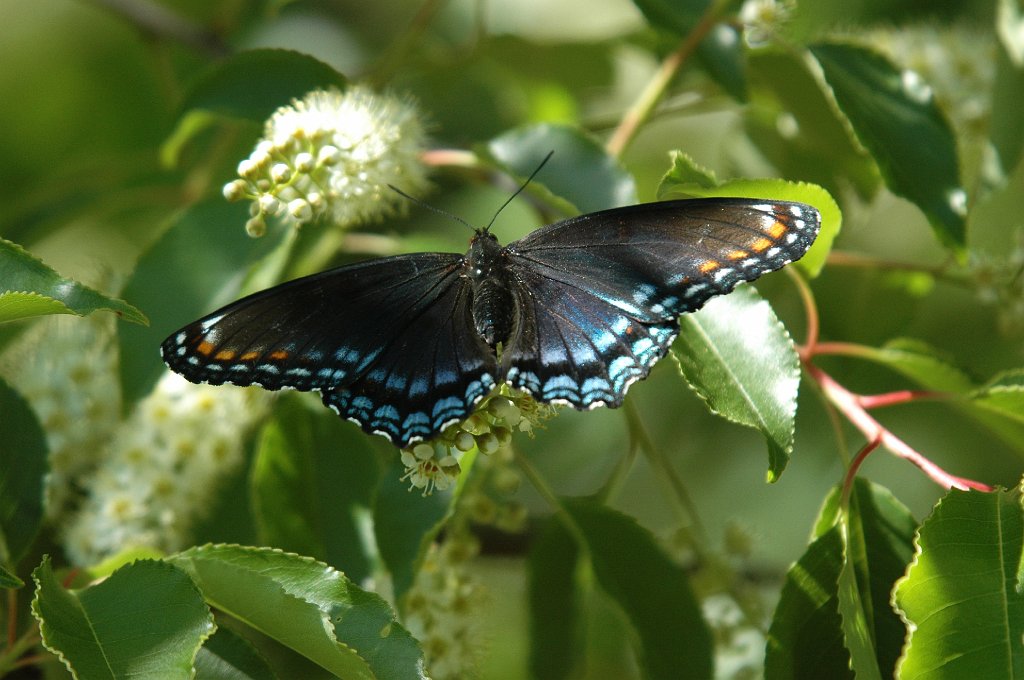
161,252,497,446
319,274,498,445
501,261,678,409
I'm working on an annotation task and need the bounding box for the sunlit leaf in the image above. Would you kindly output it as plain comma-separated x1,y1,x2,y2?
33,557,215,679
893,487,1024,679
170,544,425,680
672,287,800,481
0,238,146,325
0,376,47,566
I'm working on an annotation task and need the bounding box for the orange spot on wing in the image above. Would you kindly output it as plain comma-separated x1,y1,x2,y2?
726,249,749,260
269,350,290,361
196,341,215,356
768,221,788,239
699,260,720,273
750,237,773,252
214,350,236,361
240,351,259,361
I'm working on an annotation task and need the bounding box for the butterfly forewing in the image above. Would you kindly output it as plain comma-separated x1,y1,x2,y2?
162,252,498,446
508,198,820,319
501,198,820,407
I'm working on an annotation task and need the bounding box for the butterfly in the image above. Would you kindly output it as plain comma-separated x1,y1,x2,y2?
162,196,820,447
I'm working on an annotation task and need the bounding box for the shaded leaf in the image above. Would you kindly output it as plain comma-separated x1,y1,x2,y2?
893,487,1024,679
565,499,712,680
0,237,146,325
373,454,455,601
171,544,425,680
0,564,23,589
195,627,276,680
746,49,880,202
486,123,637,214
32,557,215,680
765,525,852,680
672,287,800,481
810,42,965,252
528,516,582,680
0,376,47,566
251,393,380,581
180,49,347,123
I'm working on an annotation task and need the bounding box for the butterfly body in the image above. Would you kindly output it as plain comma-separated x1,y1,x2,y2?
162,198,821,446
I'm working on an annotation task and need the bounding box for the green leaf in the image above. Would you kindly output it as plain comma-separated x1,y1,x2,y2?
0,563,23,589
251,393,380,581
373,454,456,601
630,0,706,36
0,376,47,566
990,41,1024,182
32,557,216,680
893,487,1024,679
170,544,425,680
486,123,637,214
809,42,966,252
528,516,583,680
118,199,284,406
564,499,712,680
195,627,276,680
0,237,147,325
696,23,748,102
180,49,348,123
854,340,1024,456
852,338,975,393
746,49,880,201
765,525,852,679
658,153,841,277
971,369,1024,424
672,287,801,481
815,480,918,679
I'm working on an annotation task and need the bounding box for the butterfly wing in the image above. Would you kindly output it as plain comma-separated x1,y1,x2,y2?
501,198,820,407
161,252,498,446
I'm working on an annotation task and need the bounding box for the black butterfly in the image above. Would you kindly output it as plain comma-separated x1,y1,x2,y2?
162,197,820,447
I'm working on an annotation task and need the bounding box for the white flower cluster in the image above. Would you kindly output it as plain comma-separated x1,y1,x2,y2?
403,538,484,680
0,315,120,520
739,0,795,48
63,373,269,565
223,86,429,235
399,388,559,495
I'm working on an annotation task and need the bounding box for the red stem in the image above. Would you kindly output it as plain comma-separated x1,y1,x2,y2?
805,362,992,492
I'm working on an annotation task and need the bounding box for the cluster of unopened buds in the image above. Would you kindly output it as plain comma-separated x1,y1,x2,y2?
222,86,428,235
400,387,558,495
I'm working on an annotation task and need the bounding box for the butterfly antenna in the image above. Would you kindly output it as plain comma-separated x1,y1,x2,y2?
484,150,555,233
387,184,476,232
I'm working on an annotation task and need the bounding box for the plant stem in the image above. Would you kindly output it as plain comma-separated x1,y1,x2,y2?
605,1,727,158
805,362,992,492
